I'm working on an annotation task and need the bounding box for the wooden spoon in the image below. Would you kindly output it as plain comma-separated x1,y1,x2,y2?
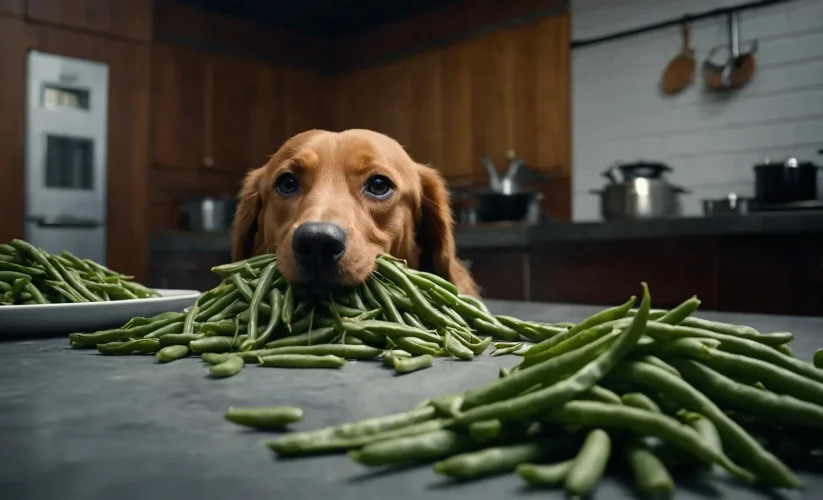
661,22,696,95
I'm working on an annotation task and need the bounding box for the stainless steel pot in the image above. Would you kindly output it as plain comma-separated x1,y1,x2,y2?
590,162,689,220
703,193,750,216
178,197,237,232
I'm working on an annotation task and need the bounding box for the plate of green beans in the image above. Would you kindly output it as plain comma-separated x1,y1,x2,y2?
0,239,199,336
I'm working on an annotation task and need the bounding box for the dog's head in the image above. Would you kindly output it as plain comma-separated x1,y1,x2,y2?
231,129,477,295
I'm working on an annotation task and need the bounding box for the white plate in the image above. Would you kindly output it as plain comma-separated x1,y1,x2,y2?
0,289,201,338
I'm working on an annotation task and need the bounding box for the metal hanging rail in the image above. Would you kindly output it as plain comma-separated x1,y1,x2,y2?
570,0,796,49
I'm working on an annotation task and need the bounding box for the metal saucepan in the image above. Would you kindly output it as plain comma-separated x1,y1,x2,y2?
591,161,689,220
178,197,238,231
703,192,750,216
703,11,758,90
753,157,820,203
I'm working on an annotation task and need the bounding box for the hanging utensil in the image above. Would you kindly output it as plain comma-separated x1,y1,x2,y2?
702,11,757,91
661,21,695,95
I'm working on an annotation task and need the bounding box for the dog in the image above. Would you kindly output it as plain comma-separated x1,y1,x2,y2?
231,129,478,296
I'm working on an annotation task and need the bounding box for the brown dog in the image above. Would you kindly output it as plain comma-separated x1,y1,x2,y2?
231,129,478,296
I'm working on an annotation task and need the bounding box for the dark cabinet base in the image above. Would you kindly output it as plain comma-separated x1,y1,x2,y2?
149,250,228,292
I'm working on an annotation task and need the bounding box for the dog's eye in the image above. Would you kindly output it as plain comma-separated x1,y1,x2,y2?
275,173,300,196
364,175,394,199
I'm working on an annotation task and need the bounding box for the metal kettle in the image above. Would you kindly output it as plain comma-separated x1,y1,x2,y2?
590,161,689,221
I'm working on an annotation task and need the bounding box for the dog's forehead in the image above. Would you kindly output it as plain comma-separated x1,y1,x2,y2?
292,131,414,174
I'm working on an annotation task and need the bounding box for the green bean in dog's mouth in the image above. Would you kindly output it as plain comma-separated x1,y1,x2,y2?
61,252,823,497
0,239,159,306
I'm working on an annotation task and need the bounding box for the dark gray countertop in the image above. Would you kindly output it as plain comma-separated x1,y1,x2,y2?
150,212,823,253
1,301,821,499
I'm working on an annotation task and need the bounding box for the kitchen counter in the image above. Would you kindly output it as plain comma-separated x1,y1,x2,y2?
1,300,821,500
150,212,823,253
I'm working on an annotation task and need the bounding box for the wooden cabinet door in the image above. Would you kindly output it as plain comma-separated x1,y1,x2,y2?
151,44,207,170
208,55,273,173
0,16,26,244
26,0,152,41
0,0,24,17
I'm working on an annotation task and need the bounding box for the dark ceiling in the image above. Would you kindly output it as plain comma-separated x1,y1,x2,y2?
177,0,458,38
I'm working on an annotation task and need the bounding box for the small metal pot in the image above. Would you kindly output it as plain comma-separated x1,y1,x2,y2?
474,191,543,223
178,197,237,231
754,157,819,203
590,178,689,221
703,193,750,216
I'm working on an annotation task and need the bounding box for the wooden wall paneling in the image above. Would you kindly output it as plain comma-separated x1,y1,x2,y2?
438,41,473,179
25,24,151,282
529,238,719,310
0,16,26,245
149,167,243,231
151,43,208,170
0,0,23,17
26,0,153,41
461,249,527,301
406,50,443,168
209,54,274,173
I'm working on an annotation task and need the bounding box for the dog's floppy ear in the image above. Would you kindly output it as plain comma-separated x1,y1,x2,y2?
232,167,265,262
415,165,479,296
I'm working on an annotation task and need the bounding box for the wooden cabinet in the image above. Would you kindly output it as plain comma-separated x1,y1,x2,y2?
0,0,24,17
26,0,152,41
152,45,278,173
149,249,228,292
151,44,208,170
209,55,274,172
0,16,26,245
461,249,529,301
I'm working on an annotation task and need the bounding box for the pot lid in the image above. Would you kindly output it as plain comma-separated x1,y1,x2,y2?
616,160,672,180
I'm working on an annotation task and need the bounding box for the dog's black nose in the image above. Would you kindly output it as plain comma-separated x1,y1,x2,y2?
292,222,347,269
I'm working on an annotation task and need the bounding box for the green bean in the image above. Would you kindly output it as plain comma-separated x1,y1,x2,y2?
68,314,184,347
401,312,425,329
626,441,675,500
453,284,649,424
0,270,36,284
775,344,794,357
610,360,800,487
408,268,459,295
290,315,336,335
10,240,61,280
565,429,611,498
580,385,622,405
495,315,567,340
642,321,823,384
689,346,823,406
621,392,661,413
24,282,47,304
340,319,440,344
189,336,234,353
323,302,366,318
499,367,510,378
281,284,294,330
656,295,701,325
547,400,754,483
467,419,501,443
350,429,468,467
246,261,277,344
258,353,346,368
0,243,15,255
264,326,337,348
201,352,231,365
394,354,433,374
524,323,621,369
0,261,46,277
461,329,619,410
255,344,382,359
376,259,457,328
156,344,190,362
444,329,474,360
50,257,101,302
199,320,240,336
683,412,723,457
157,333,202,347
517,460,573,486
473,318,520,341
209,356,245,377
491,342,523,357
680,316,764,341
439,303,469,327
360,281,382,310
459,294,492,316
142,321,186,339
428,286,494,325
382,349,412,367
210,253,276,277
434,442,548,480
527,295,636,358
638,355,681,377
196,289,240,322
225,406,303,429
815,348,823,369
367,277,405,324
97,338,160,355
392,334,440,356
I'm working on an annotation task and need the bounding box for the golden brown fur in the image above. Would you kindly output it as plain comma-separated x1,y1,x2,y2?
231,129,478,296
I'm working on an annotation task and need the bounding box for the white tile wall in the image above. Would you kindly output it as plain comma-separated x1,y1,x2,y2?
571,0,823,221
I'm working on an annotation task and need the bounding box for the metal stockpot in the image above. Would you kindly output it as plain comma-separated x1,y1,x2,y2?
178,197,238,231
590,162,689,220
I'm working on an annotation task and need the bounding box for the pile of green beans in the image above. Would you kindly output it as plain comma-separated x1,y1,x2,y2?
0,239,158,305
263,282,823,498
67,254,533,376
